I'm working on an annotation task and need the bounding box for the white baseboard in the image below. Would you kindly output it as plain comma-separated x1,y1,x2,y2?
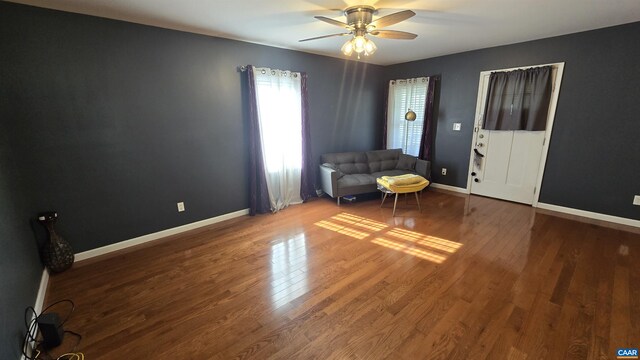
21,269,50,360
75,208,250,262
426,184,638,230
536,202,640,228
430,182,469,194
34,268,49,313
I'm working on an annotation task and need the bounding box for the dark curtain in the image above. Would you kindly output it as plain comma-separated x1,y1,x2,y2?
418,76,437,161
483,66,552,131
381,82,390,149
247,66,271,215
300,73,316,201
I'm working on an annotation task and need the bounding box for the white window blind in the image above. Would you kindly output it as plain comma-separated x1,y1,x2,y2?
386,77,429,156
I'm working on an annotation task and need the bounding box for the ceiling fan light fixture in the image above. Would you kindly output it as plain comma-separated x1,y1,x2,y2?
341,39,354,56
353,35,367,53
303,5,417,59
364,38,377,55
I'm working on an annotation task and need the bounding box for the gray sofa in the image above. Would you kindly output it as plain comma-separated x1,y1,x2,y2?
319,148,431,204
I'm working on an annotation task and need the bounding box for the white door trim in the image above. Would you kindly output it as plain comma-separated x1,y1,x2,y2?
465,62,565,208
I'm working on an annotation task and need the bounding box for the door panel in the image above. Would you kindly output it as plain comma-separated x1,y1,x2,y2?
508,131,544,189
472,130,544,204
481,131,512,184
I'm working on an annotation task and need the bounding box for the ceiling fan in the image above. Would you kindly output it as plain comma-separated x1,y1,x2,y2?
300,5,417,59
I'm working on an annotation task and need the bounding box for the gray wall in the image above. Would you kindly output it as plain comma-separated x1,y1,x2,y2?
0,118,43,358
384,22,640,220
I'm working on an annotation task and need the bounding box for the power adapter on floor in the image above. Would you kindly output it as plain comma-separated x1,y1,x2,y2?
37,312,65,349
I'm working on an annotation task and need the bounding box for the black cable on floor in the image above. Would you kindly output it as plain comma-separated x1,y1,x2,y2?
21,299,81,360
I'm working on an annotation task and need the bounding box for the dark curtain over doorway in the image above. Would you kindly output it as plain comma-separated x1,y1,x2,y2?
483,66,552,131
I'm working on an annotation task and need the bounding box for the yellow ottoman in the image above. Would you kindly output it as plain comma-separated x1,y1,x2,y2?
376,174,430,216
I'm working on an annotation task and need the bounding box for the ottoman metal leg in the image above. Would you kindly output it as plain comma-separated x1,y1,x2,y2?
393,193,399,217
415,192,421,212
381,192,388,207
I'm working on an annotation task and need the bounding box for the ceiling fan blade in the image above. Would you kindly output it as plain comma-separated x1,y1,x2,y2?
314,16,350,28
299,33,351,42
369,10,416,29
370,30,417,40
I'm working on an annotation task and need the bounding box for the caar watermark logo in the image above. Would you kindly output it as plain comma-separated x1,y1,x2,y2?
617,348,639,359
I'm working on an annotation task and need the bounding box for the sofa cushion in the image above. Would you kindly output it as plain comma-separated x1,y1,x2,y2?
321,152,369,175
337,174,376,187
396,154,417,171
366,149,402,173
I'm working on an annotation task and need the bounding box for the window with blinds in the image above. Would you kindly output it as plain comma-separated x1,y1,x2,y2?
386,78,429,156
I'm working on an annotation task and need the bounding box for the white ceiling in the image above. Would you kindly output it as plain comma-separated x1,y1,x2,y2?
8,0,640,65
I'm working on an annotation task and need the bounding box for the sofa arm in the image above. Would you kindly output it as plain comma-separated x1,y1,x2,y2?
319,165,338,198
415,159,431,180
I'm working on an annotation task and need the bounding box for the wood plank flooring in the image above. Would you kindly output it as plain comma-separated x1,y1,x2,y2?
44,191,640,359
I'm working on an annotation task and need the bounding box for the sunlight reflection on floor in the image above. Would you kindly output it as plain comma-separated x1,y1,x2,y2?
372,237,447,263
270,233,309,308
386,228,462,253
269,212,463,309
315,220,369,239
314,212,462,264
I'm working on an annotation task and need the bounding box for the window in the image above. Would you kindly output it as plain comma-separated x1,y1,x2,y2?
251,67,303,211
386,78,429,156
254,72,302,173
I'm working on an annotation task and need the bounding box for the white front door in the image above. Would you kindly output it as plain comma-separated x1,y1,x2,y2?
468,65,563,205
471,126,545,204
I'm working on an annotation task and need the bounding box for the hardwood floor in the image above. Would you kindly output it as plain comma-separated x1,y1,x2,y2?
44,191,640,359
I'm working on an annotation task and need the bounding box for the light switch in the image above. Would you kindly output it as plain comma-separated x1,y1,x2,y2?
453,123,462,131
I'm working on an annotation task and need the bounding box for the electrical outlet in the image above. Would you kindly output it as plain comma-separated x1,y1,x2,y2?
633,195,640,206
453,123,462,131
177,202,185,212
441,168,447,176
